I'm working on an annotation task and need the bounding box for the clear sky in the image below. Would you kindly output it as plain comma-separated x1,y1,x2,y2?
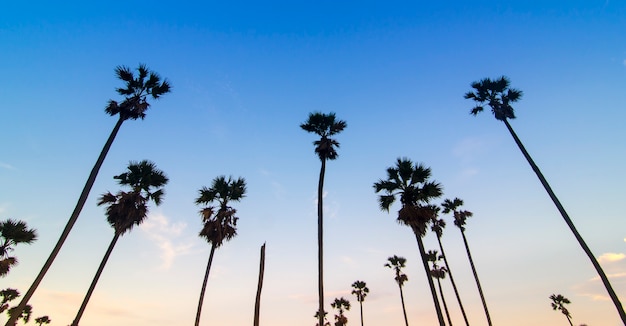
1,1,625,325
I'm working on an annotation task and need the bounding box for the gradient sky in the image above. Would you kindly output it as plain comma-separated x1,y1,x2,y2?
1,1,625,325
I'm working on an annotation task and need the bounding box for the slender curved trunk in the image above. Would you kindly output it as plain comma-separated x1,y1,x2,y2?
358,300,364,326
436,235,470,326
565,315,573,326
460,229,492,326
7,117,125,326
317,158,326,326
503,118,626,324
436,277,452,326
253,243,266,326
397,282,409,326
414,233,446,326
72,232,120,326
195,244,217,326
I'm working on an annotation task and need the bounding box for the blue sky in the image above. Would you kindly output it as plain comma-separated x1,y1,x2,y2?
1,1,626,325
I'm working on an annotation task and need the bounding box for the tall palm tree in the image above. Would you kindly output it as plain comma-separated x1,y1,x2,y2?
331,297,350,326
301,112,347,326
7,65,171,325
442,198,491,326
374,158,446,325
0,219,37,277
550,294,573,326
254,243,266,326
385,255,410,326
194,176,246,326
351,280,369,326
432,212,470,326
427,250,453,326
71,160,168,326
465,76,625,323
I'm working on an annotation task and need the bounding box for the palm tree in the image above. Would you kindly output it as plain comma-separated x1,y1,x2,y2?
34,316,51,325
194,176,246,326
550,294,573,326
1,288,20,314
7,65,171,325
331,297,351,326
314,310,331,326
71,160,168,326
465,76,625,323
385,255,410,326
374,158,446,325
351,280,369,326
254,243,266,326
0,219,37,277
432,212,470,326
301,112,347,326
427,250,453,326
442,198,491,326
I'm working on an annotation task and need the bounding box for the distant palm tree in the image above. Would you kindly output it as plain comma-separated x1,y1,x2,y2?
254,243,266,326
351,280,369,326
71,160,168,326
331,297,351,326
1,288,20,314
314,310,331,326
427,250,453,326
301,112,347,326
385,255,410,326
7,65,171,325
432,212,470,326
550,294,573,326
465,76,625,323
442,198,491,326
194,176,246,326
0,219,37,277
34,316,51,325
7,304,31,324
374,158,445,325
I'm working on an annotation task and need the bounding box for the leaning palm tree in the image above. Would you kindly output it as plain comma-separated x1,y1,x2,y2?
385,256,410,326
550,294,574,326
427,250,453,326
432,213,470,326
301,112,347,326
0,219,37,277
194,176,246,326
465,76,625,323
71,160,168,326
7,65,171,325
331,297,351,326
374,158,446,325
351,280,369,326
442,198,491,326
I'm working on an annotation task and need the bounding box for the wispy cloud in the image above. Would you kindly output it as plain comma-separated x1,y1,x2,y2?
140,213,193,270
623,59,626,67
0,161,15,170
598,252,625,263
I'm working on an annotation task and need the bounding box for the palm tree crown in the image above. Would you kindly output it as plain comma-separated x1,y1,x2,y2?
351,280,369,302
464,76,522,121
550,294,572,318
300,112,347,160
385,255,408,286
442,198,473,232
0,219,38,277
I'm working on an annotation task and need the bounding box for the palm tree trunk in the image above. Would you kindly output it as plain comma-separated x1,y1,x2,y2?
414,233,446,326
6,117,125,326
359,300,364,326
437,235,470,326
398,283,409,326
566,315,573,326
72,232,121,326
460,230,492,326
253,243,266,326
317,158,326,326
195,244,217,326
503,118,626,323
436,277,452,326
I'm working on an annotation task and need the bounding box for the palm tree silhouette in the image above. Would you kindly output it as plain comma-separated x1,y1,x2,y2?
71,160,168,326
331,297,351,326
0,219,37,277
385,255,410,326
194,176,246,326
465,76,625,323
301,112,347,326
34,316,51,326
550,294,573,326
7,65,171,325
427,250,453,326
442,198,491,326
351,280,369,326
374,158,446,325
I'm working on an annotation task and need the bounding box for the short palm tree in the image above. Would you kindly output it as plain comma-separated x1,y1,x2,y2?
442,198,491,326
7,65,171,325
301,112,347,326
465,76,625,323
331,297,350,326
71,160,168,326
351,280,369,326
34,316,51,325
550,294,573,326
314,310,331,326
374,158,445,325
0,219,37,277
385,255,410,326
427,250,453,326
1,288,20,314
194,176,246,326
432,213,470,326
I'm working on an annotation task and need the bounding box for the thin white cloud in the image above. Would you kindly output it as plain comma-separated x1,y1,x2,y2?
140,213,193,270
598,253,626,263
452,137,485,162
623,59,626,67
0,161,15,170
